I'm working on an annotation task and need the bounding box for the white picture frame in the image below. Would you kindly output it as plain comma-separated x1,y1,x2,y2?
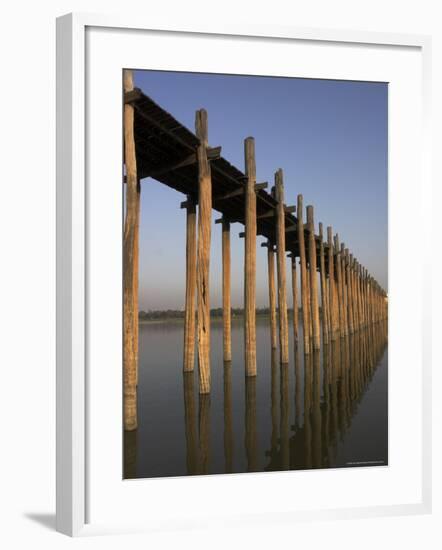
56,12,432,537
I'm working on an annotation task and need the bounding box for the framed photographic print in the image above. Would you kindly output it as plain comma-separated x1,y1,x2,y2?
56,13,432,536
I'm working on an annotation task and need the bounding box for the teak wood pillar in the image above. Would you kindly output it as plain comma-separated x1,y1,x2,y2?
318,223,329,345
266,241,278,350
196,109,212,394
244,137,257,376
345,249,354,334
222,218,232,362
341,243,349,337
327,227,337,341
123,69,140,431
291,256,299,346
183,196,197,372
275,169,289,364
297,195,310,354
334,234,344,338
307,206,320,350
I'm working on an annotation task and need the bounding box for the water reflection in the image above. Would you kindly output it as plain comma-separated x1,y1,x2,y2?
125,320,388,478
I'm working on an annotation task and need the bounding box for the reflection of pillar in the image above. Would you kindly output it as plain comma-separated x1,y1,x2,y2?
245,376,258,472
270,349,279,456
123,429,138,479
196,109,212,394
294,343,302,431
244,137,257,376
223,362,234,473
198,393,211,475
304,352,313,468
183,372,199,475
322,343,330,463
312,351,322,468
280,364,290,470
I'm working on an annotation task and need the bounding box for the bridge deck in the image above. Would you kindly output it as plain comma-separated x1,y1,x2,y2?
126,87,328,262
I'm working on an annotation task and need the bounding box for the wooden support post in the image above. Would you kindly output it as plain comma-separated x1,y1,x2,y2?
297,195,310,354
123,69,140,431
307,206,320,350
291,256,299,346
244,137,257,376
341,243,349,336
196,109,212,393
354,259,361,330
319,223,329,345
222,219,232,362
267,241,278,349
334,234,344,338
183,197,197,372
345,249,354,334
327,227,337,341
275,169,289,364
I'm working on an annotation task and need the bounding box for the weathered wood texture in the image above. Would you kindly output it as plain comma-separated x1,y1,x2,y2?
345,249,354,334
183,197,197,372
327,227,337,341
267,243,278,349
222,219,232,362
275,170,289,363
341,243,349,336
319,223,329,345
244,137,257,376
307,206,320,350
123,69,140,431
334,234,345,338
196,109,212,394
291,257,299,346
297,195,310,354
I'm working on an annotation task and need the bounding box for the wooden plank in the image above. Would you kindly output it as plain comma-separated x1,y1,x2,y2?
183,196,197,372
244,137,257,376
275,169,289,364
297,194,310,354
222,219,232,362
307,206,320,350
196,109,212,394
123,69,140,431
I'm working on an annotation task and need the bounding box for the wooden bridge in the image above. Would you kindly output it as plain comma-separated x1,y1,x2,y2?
123,70,388,431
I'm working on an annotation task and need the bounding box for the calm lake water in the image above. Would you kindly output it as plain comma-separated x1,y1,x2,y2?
124,319,388,478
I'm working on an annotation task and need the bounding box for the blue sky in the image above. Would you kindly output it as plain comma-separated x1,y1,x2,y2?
133,70,387,311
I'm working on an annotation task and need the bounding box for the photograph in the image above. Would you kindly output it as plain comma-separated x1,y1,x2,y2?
122,68,388,479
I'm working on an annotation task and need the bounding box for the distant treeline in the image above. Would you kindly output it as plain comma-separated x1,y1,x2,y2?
139,308,303,321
